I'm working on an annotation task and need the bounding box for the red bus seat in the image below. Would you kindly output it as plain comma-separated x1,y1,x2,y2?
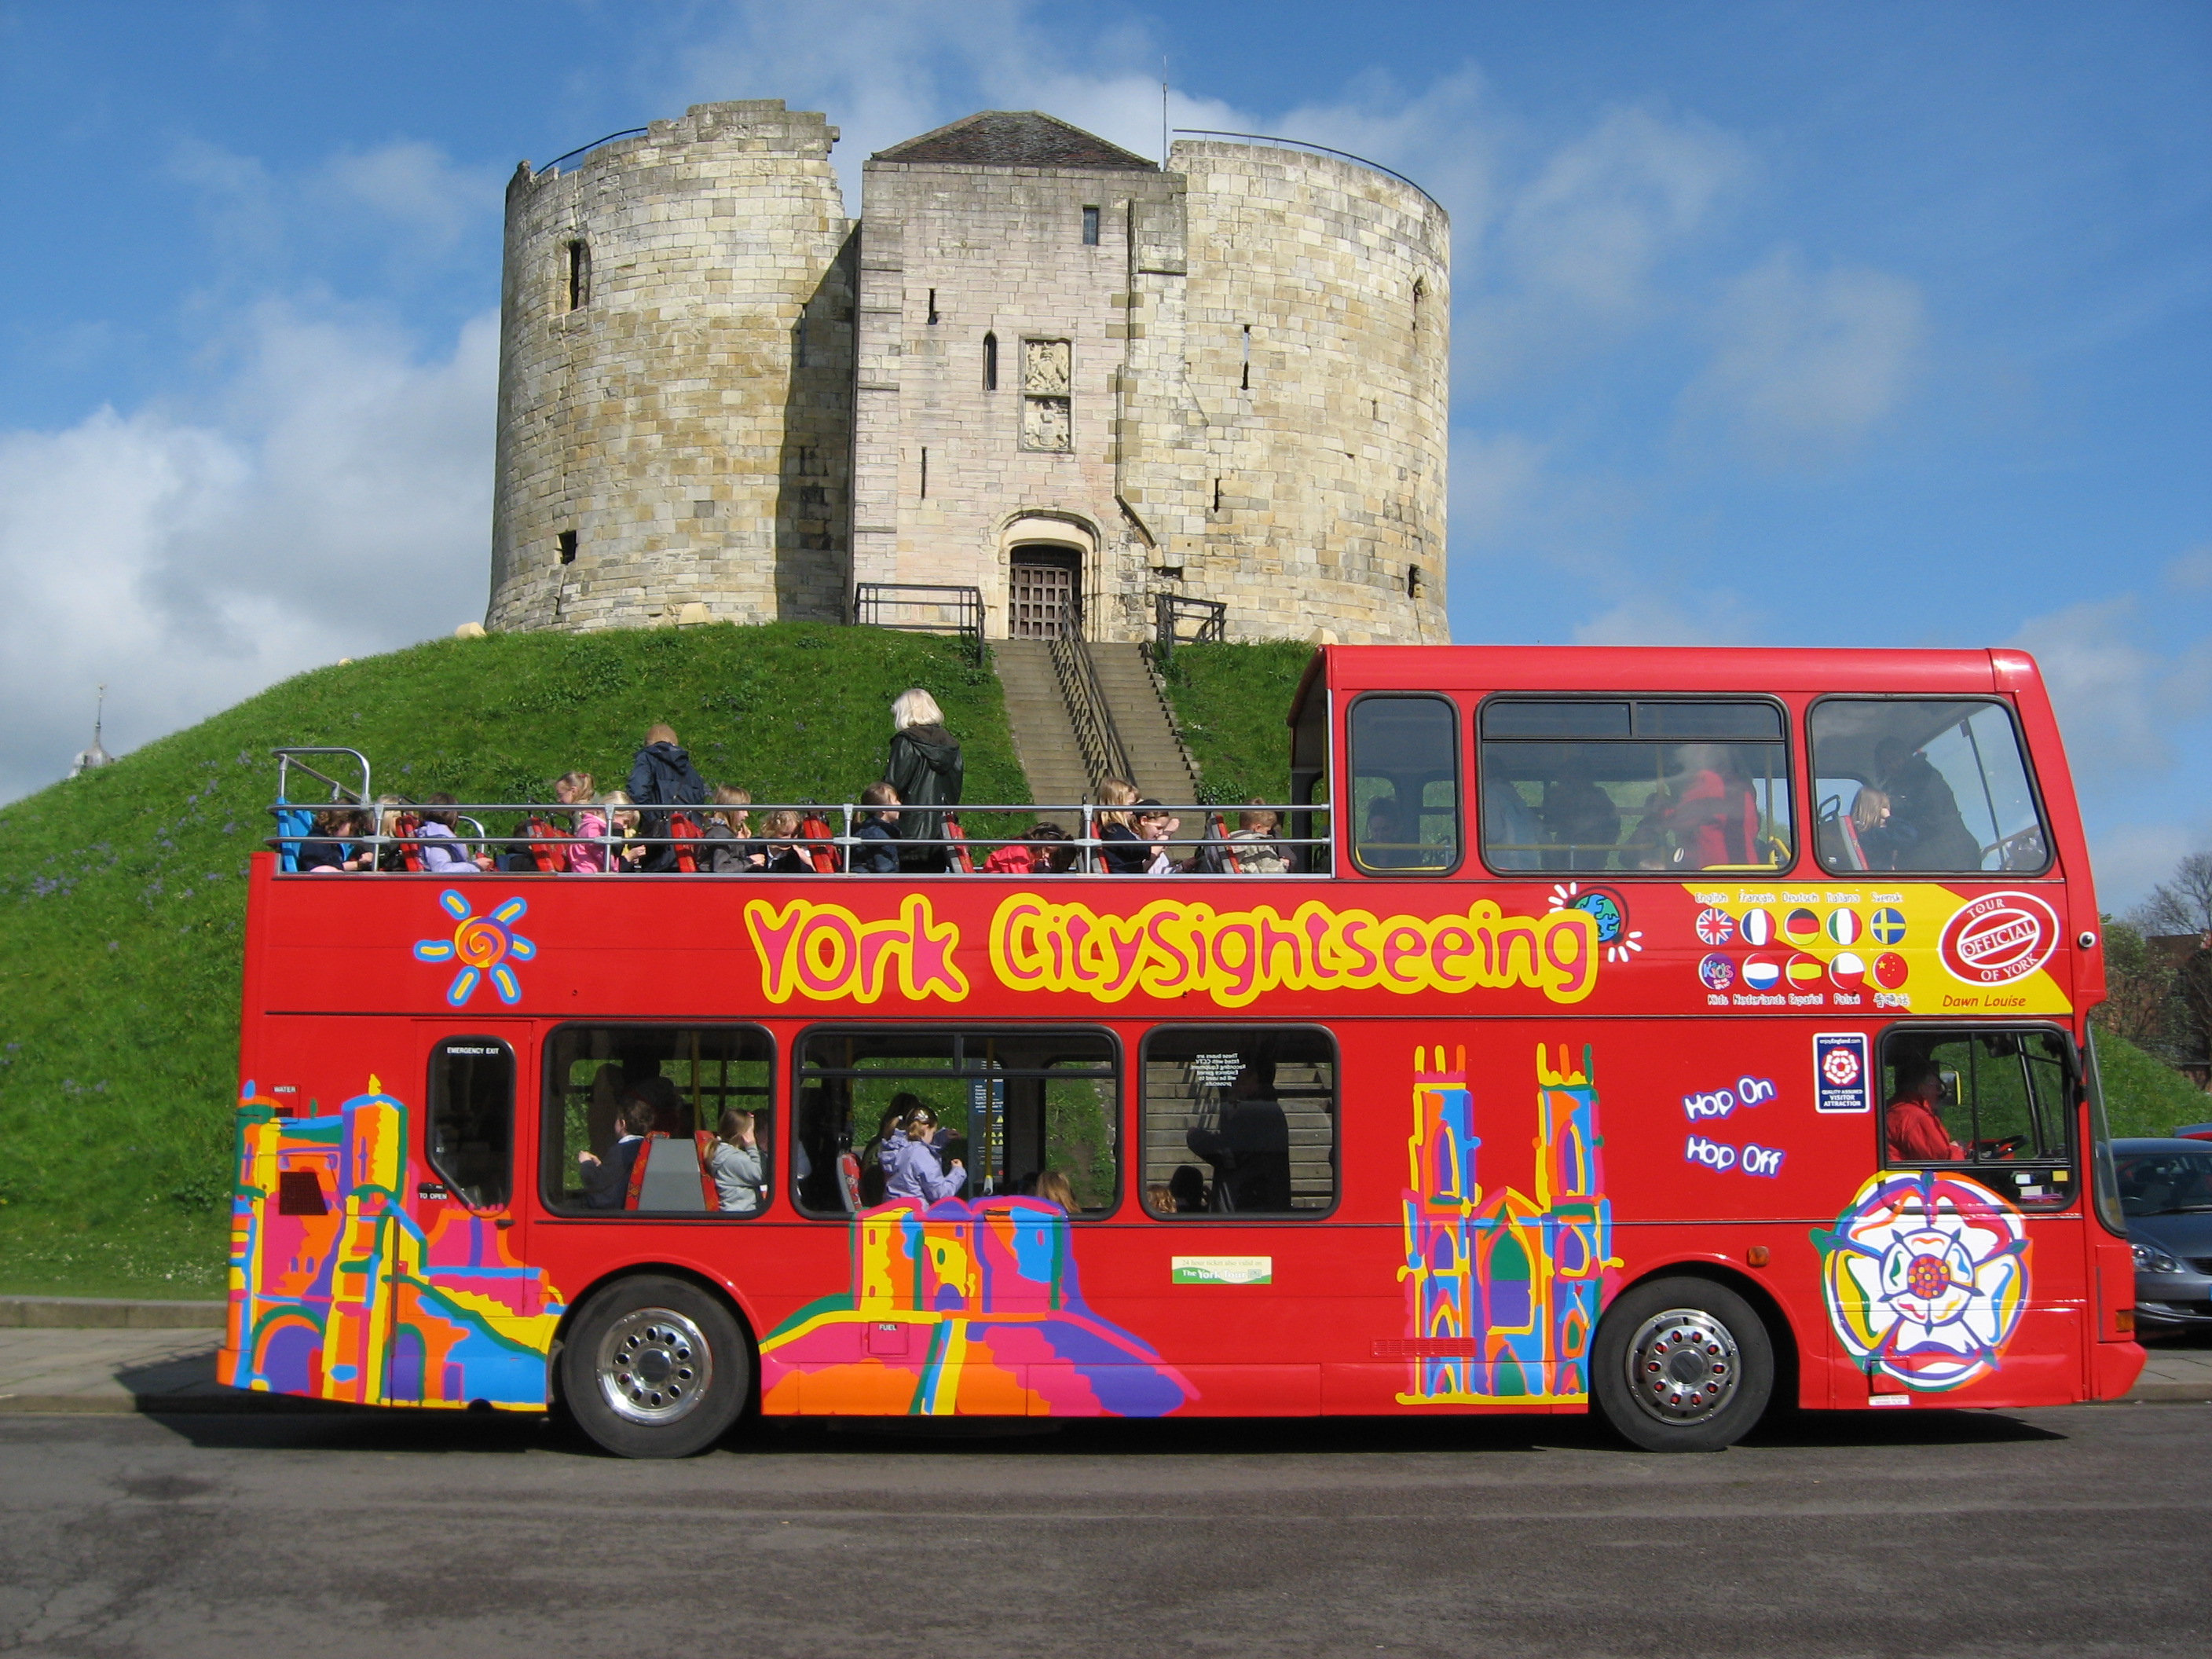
944,818,976,873
525,818,564,873
668,811,705,874
799,813,840,873
692,1130,720,1209
836,1152,862,1214
624,1133,709,1212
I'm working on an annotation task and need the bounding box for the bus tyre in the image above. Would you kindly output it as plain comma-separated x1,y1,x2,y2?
1592,1277,1773,1453
560,1276,748,1459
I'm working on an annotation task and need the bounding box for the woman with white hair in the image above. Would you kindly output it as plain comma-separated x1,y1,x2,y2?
883,687,964,872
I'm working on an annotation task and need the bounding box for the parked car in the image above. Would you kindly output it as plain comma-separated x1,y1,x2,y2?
2114,1137,2212,1335
2172,1122,2212,1141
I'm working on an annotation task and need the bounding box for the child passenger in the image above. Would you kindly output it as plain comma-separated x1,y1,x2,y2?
417,793,493,874
759,810,814,875
704,786,763,873
1229,801,1289,873
881,1107,965,1202
707,1109,764,1214
602,792,647,873
853,782,901,873
554,771,603,873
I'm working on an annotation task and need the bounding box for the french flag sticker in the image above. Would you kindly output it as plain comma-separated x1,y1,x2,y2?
1743,953,1782,991
1740,908,1775,947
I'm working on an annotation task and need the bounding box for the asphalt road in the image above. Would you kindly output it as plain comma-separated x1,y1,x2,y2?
2,1404,2207,1657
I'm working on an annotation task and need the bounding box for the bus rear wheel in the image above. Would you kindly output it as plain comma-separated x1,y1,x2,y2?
560,1276,748,1459
1592,1277,1773,1453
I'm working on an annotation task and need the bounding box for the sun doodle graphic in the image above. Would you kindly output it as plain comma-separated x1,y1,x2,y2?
412,891,537,1007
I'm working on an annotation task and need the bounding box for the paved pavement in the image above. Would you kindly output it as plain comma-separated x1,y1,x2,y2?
2,1401,2209,1656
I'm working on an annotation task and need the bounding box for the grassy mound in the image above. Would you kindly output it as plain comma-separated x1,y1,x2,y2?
2095,1029,2210,1137
0,623,1025,1296
1156,640,1314,805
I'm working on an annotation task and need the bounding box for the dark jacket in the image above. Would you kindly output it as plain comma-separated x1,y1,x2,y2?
702,822,764,874
1880,753,1983,872
627,742,707,872
1100,822,1148,874
582,1136,645,1210
884,723,964,871
855,817,900,874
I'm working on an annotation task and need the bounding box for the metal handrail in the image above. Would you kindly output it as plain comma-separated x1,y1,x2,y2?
264,797,1329,877
540,128,649,176
1153,593,1227,663
1049,611,1135,793
273,747,372,808
1170,129,1444,213
851,582,985,661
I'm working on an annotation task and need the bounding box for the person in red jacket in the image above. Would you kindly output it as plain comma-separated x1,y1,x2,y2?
1886,1063,1965,1163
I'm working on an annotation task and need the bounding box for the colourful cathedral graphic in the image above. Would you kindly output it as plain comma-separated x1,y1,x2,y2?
1397,1041,1616,1404
220,1079,566,1410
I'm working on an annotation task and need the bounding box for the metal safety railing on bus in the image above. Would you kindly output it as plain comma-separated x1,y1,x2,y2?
264,789,1331,877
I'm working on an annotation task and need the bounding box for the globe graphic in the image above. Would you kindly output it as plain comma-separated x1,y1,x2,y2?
1569,890,1625,944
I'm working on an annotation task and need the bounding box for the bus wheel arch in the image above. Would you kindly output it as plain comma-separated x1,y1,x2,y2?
1591,1265,1793,1453
551,1265,757,1458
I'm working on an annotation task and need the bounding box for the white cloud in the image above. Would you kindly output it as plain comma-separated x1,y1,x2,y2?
320,141,504,251
1570,591,1762,646
1684,247,1925,463
2010,595,2212,782
0,308,496,804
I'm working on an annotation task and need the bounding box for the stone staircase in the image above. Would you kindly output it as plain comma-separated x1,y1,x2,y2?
991,639,1199,823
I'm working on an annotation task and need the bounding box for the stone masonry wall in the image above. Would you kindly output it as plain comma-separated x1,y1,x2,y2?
849,158,1183,640
488,101,854,632
1122,141,1451,646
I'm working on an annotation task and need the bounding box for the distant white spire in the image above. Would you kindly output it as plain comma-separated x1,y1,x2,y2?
69,683,114,778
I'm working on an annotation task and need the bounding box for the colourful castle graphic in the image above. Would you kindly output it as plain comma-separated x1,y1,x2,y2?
1397,1042,1616,1404
220,1079,566,1409
760,1196,1194,1416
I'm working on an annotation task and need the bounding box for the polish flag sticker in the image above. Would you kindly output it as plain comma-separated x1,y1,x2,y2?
1828,951,1866,991
1740,909,1775,947
1743,953,1782,991
1872,951,1910,990
1826,910,1862,945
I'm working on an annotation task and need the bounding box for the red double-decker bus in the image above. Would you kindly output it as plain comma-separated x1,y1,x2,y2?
218,643,2143,1456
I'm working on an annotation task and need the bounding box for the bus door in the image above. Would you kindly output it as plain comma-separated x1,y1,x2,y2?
1860,1024,2087,1405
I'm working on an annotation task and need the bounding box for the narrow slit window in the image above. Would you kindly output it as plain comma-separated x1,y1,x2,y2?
927,287,939,325
919,447,928,500
1211,478,1221,512
1082,205,1101,246
557,529,578,566
564,240,590,311
1406,565,1423,599
1240,324,1251,391
983,331,998,391
1412,278,1424,335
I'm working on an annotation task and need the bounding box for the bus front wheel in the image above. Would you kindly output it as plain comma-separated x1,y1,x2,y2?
560,1275,749,1459
1592,1277,1773,1453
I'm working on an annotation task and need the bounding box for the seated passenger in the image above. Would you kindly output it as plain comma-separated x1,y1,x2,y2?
417,794,493,874
1657,748,1760,870
600,792,647,873
554,771,604,873
1145,1181,1178,1213
297,807,370,873
859,1100,913,1207
1094,779,1148,873
707,1108,764,1214
1362,797,1423,870
1481,778,1547,871
1035,1169,1077,1211
1850,786,1894,870
578,1097,657,1208
1541,764,1620,871
1876,738,1983,870
1135,800,1183,874
584,1062,626,1159
853,782,902,873
881,1106,965,1202
1168,1165,1208,1214
1229,801,1289,873
630,1072,689,1137
1185,1059,1292,1211
758,810,815,875
703,786,763,873
1885,1063,1965,1163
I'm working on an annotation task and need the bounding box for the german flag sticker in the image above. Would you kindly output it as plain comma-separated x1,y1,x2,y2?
1784,908,1822,943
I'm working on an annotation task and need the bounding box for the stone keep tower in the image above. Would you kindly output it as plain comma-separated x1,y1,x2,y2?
489,101,854,632
488,102,1450,645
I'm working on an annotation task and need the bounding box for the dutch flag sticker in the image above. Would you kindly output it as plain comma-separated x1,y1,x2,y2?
1740,908,1775,946
1743,953,1782,991
1826,909,1862,945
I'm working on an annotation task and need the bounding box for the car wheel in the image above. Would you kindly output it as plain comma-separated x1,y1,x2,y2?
1591,1276,1774,1453
558,1275,749,1459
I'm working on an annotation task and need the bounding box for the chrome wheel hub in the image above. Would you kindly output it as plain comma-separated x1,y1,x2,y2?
1625,1308,1740,1426
597,1308,712,1424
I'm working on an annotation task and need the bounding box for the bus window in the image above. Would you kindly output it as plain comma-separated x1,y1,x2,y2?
1349,695,1459,874
1290,679,1332,874
427,1037,515,1210
1141,1027,1337,1215
1880,1028,2076,1207
1479,698,1792,874
793,1029,1118,1216
1810,698,2049,874
540,1025,773,1216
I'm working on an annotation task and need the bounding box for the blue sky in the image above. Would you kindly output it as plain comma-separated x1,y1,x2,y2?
0,1,2205,909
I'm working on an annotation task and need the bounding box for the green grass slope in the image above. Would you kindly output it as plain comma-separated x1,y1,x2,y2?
0,623,1024,1296
1156,640,1315,805
2094,1030,2210,1137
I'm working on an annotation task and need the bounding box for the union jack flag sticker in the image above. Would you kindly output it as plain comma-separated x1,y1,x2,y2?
1696,906,1735,946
